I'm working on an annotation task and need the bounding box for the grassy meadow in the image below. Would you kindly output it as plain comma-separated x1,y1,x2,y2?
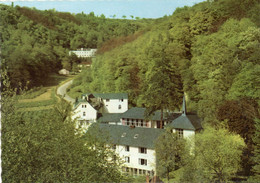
17,74,74,112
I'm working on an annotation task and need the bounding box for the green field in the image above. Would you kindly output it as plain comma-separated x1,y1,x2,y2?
17,74,74,111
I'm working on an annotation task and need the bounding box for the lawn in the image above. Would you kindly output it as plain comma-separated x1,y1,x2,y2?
17,74,74,111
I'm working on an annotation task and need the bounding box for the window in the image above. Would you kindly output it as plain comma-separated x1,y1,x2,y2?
83,112,86,116
156,121,160,128
140,120,143,127
106,99,110,102
177,129,184,138
118,105,122,109
125,156,130,163
126,119,130,126
112,144,116,150
139,158,147,166
82,104,87,108
121,132,126,137
125,145,130,152
79,121,85,126
119,99,124,102
139,147,147,154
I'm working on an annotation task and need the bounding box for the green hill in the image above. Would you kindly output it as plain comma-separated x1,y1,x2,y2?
69,0,259,119
0,4,152,89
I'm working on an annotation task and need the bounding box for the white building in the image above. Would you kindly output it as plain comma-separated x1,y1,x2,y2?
72,93,128,129
58,69,70,75
73,101,98,129
98,124,163,176
95,96,202,176
69,48,97,58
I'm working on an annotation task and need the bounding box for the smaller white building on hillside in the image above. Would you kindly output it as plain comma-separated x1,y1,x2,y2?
73,101,98,129
69,48,97,58
59,69,70,75
72,93,128,129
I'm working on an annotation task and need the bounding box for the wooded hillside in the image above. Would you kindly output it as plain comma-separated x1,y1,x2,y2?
0,4,152,89
70,0,260,122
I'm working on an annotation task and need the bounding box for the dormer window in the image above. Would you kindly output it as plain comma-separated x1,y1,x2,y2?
134,134,139,139
121,132,126,137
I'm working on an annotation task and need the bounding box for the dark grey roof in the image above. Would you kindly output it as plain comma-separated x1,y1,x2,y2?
83,93,128,99
73,98,102,110
98,113,122,123
74,99,88,108
97,124,164,149
121,107,176,121
167,114,202,130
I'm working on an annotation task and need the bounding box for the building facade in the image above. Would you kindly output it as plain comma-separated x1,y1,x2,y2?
72,93,128,129
97,124,163,176
69,48,97,58
95,96,202,176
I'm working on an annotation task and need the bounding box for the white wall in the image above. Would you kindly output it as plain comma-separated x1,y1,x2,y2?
69,49,97,58
183,129,195,138
72,102,97,121
116,145,155,172
172,129,195,138
103,99,128,113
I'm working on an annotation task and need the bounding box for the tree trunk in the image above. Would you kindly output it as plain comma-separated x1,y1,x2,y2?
160,108,163,129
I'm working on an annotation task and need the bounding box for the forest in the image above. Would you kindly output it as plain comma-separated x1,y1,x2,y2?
0,4,153,89
68,0,260,181
1,0,260,182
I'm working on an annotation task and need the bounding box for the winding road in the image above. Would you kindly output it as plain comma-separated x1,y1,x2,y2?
57,80,75,103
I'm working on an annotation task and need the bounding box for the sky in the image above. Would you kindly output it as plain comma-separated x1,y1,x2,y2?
0,0,206,19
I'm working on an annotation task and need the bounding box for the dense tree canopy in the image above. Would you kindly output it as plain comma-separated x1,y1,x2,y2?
1,90,125,182
0,4,151,90
178,127,245,182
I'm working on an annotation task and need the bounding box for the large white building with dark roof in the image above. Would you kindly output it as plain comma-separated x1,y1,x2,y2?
96,124,164,176
74,93,202,176
95,96,202,176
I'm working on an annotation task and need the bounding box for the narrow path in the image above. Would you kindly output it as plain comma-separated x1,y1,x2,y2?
56,80,75,103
